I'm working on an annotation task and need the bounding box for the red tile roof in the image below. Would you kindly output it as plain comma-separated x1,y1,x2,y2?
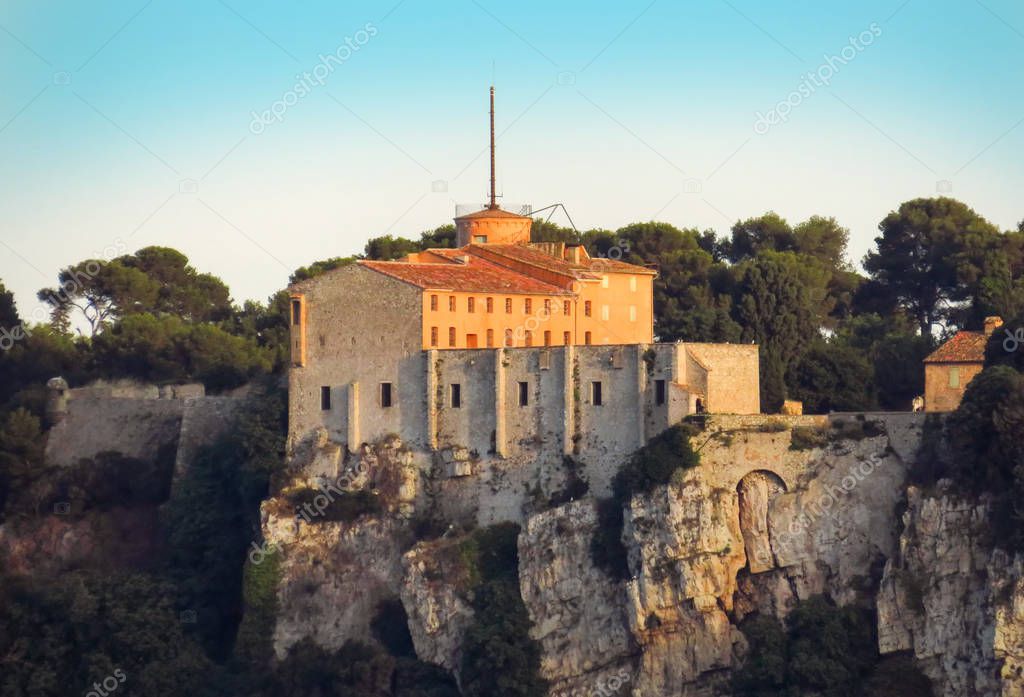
468,244,655,278
924,331,988,364
454,207,532,221
359,258,572,295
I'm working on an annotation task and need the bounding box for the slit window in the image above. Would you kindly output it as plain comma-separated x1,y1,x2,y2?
467,297,475,313
524,298,532,314
563,300,571,315
584,301,592,317
291,299,302,325
320,386,331,410
518,381,529,406
486,297,494,313
591,381,603,406
505,298,513,313
448,327,456,347
655,379,666,405
563,331,571,345
543,299,551,315
450,383,462,408
448,296,456,311
430,327,438,347
430,294,438,311
380,382,393,408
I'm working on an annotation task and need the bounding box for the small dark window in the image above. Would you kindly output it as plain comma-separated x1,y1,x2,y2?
430,294,438,311
563,331,571,345
320,386,331,410
563,300,571,315
591,381,603,406
381,382,393,408
655,379,666,405
448,296,456,311
486,297,494,313
318,335,325,347
505,298,512,313
525,331,533,347
584,301,592,317
543,299,551,315
450,384,462,408
518,381,529,406
504,328,514,346
449,327,456,347
524,298,532,314
467,297,475,313
430,327,438,347
544,330,551,346
486,329,494,347
584,331,592,345
291,299,302,325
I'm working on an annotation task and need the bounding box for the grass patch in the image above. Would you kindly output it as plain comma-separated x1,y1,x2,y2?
790,425,829,451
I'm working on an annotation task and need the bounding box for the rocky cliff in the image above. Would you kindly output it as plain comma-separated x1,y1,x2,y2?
260,413,1023,696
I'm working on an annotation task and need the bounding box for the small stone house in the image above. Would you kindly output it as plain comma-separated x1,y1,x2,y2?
923,316,1002,412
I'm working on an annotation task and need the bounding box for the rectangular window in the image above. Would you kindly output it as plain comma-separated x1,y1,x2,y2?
380,382,393,408
544,330,551,346
467,297,475,313
450,383,462,408
543,299,551,315
629,305,637,322
319,335,325,347
591,381,603,406
949,366,961,388
320,386,331,410
601,305,610,321
430,327,439,347
655,379,666,405
629,276,637,292
518,381,529,406
525,331,533,347
505,298,512,313
473,235,487,243
486,329,494,347
486,297,494,313
448,296,456,312
448,327,456,347
430,294,438,311
524,298,532,314
563,300,571,316
584,301,592,317
291,299,302,326
585,331,592,345
563,331,571,345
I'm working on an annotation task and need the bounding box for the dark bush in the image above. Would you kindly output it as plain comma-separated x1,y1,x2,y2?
372,597,415,658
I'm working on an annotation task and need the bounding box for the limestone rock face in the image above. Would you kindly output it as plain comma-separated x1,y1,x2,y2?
265,512,408,659
400,539,475,675
517,500,637,696
877,484,1024,697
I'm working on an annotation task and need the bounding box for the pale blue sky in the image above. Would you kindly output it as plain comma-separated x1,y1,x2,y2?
1,0,1022,320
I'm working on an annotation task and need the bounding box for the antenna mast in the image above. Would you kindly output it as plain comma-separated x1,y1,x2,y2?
489,85,497,209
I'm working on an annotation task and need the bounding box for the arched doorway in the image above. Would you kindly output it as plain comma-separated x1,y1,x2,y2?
736,470,787,574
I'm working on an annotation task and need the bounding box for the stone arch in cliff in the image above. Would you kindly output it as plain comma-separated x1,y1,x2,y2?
736,470,787,574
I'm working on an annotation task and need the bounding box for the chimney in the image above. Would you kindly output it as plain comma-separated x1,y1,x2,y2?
566,245,582,264
984,316,1004,336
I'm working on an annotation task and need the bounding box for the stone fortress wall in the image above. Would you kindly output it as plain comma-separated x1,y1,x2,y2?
43,378,242,475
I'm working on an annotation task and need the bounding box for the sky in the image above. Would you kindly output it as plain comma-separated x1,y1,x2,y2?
1,0,1022,321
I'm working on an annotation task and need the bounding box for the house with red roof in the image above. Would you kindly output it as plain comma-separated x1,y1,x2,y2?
923,316,1002,412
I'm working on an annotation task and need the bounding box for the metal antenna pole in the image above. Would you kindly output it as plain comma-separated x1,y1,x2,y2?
489,86,497,209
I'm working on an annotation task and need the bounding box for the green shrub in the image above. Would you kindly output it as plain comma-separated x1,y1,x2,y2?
790,424,829,450
611,424,700,503
234,546,282,668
